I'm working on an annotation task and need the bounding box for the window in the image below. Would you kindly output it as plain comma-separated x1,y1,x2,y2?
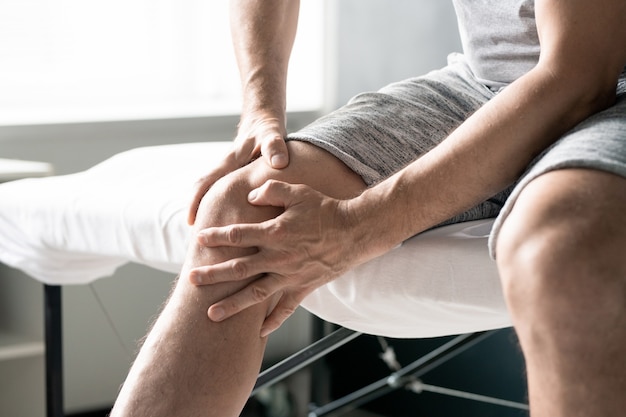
0,0,325,125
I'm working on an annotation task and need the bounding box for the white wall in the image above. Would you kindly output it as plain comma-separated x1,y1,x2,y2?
0,1,462,414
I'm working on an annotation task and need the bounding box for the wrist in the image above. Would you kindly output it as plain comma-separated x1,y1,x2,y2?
340,187,406,261
240,75,287,117
237,109,287,136
346,172,431,255
241,98,286,121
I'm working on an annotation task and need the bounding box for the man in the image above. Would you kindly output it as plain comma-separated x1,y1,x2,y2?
110,0,626,416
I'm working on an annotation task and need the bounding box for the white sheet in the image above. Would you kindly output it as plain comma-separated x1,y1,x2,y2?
0,142,511,338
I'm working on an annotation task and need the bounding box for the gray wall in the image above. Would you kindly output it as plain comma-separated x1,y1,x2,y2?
331,0,461,108
0,1,463,414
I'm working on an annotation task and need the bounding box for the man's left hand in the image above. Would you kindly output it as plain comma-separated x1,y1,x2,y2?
189,180,362,336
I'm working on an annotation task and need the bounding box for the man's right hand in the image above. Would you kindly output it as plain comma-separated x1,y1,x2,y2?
189,0,299,225
187,112,289,225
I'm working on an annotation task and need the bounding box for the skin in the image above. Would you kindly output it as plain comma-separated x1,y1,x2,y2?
187,0,298,225
195,0,626,334
112,0,626,416
110,141,366,417
497,168,626,417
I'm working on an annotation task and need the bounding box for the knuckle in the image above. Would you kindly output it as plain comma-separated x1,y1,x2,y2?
267,135,284,145
227,225,241,244
267,221,287,240
230,259,247,280
250,284,270,302
265,178,280,190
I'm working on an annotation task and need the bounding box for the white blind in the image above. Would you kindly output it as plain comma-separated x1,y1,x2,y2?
0,0,324,125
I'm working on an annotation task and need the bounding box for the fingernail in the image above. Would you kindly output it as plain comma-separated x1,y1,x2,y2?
271,154,287,168
209,306,225,321
248,189,258,201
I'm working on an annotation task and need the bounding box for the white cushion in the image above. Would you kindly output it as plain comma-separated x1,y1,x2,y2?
0,142,511,337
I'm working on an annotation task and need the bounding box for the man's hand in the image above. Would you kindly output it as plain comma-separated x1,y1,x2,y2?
189,180,364,336
187,115,289,225
189,0,299,225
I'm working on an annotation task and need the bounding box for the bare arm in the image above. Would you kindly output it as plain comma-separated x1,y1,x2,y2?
188,0,299,224
349,0,626,256
231,0,299,128
194,0,626,333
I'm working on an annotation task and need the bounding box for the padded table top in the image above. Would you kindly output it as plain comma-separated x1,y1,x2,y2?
0,142,511,337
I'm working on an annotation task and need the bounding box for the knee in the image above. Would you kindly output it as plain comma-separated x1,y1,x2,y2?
192,140,366,231
496,171,626,324
193,164,278,230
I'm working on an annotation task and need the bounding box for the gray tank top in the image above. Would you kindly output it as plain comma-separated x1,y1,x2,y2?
452,0,540,88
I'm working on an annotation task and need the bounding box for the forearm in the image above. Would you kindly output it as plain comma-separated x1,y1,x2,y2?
349,0,626,259
350,64,619,256
230,0,299,119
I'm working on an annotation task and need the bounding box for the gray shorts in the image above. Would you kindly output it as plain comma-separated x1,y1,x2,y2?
287,53,626,257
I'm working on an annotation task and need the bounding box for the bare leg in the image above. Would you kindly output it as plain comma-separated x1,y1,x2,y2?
496,169,626,417
110,141,366,417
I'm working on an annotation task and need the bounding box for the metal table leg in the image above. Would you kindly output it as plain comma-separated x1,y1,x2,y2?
44,284,64,417
252,327,361,396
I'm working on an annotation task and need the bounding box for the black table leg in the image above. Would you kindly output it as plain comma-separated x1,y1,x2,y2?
44,284,64,417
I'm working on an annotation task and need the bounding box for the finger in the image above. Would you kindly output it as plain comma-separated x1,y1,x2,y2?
187,152,239,225
248,180,302,208
261,134,289,169
207,275,281,322
196,223,270,248
234,135,261,165
260,297,301,337
188,253,266,285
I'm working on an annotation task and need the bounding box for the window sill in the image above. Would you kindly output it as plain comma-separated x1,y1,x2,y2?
0,110,322,174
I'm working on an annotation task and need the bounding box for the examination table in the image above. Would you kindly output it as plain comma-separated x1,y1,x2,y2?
0,142,524,416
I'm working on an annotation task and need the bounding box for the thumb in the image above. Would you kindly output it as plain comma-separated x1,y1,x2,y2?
262,135,289,169
247,180,300,208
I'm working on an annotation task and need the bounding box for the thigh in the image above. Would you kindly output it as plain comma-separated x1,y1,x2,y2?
490,81,626,257
494,168,626,326
287,54,494,187
503,168,626,251
287,54,509,226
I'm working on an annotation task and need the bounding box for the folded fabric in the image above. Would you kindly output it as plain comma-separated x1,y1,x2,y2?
0,142,510,338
